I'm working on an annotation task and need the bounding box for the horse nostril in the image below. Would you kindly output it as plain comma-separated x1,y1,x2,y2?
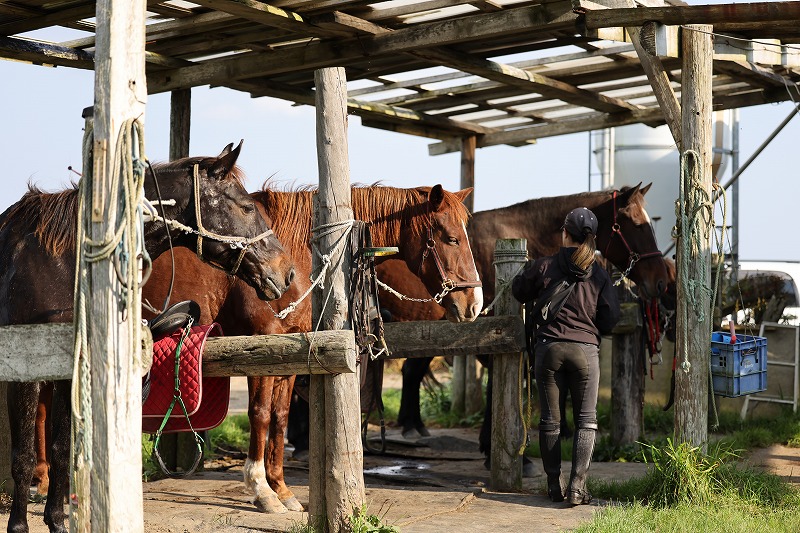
286,267,296,287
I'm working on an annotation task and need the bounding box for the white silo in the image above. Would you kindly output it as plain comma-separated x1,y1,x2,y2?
593,110,734,253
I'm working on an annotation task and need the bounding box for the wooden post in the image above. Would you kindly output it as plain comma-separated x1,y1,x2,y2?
81,0,147,531
164,87,200,474
611,292,645,446
490,238,526,491
309,66,365,532
452,135,483,416
675,24,713,447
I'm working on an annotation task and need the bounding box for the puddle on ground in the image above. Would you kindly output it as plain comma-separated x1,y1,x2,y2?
364,461,431,477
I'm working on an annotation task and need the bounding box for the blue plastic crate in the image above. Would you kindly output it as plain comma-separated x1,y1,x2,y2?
710,332,768,397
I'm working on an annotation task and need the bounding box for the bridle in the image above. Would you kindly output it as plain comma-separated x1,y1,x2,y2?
419,215,482,303
148,164,274,277
603,190,663,285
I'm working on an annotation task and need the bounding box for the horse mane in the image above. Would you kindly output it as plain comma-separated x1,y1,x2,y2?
0,159,246,258
253,183,471,256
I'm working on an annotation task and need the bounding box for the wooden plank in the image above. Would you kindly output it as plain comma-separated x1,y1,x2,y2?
0,36,93,68
310,67,365,532
382,315,525,358
202,331,357,376
169,89,192,160
581,1,800,29
191,0,336,38
84,0,147,530
428,107,665,154
146,4,580,93
0,2,96,36
414,48,639,113
490,240,526,492
675,24,713,448
0,323,151,381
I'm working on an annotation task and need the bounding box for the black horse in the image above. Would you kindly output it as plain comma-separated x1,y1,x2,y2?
0,142,295,533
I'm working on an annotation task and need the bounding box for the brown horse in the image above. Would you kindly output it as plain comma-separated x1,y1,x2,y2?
372,184,669,449
139,183,482,513
0,143,295,533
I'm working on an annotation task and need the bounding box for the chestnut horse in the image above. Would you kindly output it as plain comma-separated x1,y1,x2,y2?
0,143,295,533
143,184,481,513
370,184,668,454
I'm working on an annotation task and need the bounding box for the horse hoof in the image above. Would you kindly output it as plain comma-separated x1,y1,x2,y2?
254,496,288,514
416,425,431,437
281,496,304,512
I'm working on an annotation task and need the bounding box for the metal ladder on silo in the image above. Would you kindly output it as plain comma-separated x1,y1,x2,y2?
740,322,799,420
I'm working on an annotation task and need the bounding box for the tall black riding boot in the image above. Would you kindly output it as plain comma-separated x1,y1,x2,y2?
539,430,563,502
567,428,596,505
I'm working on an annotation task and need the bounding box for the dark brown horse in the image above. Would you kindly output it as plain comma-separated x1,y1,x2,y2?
138,183,482,513
373,184,669,451
1,143,295,533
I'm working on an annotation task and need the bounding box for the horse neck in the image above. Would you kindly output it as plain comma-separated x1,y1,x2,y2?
470,190,611,303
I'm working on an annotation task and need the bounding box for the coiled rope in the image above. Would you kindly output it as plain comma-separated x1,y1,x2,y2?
71,118,148,506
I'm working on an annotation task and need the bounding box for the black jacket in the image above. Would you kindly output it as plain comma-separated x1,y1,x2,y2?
511,247,620,345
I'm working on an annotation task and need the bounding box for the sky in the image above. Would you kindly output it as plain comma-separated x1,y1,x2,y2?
2,0,799,262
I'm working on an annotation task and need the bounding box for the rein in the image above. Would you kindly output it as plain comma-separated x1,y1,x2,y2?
146,164,275,277
604,190,663,286
418,215,482,303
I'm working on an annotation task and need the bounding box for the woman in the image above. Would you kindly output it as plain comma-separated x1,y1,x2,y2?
512,207,620,505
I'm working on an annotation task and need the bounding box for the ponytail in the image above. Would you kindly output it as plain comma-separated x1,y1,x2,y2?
570,232,596,271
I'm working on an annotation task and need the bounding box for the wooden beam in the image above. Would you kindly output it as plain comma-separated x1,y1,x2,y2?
146,4,580,93
0,2,96,36
382,315,525,359
0,324,150,381
428,107,665,154
713,59,793,89
169,89,192,160
581,1,800,29
0,36,93,68
201,331,357,376
191,0,336,38
414,48,639,113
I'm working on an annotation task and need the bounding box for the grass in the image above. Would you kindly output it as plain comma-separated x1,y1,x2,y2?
578,438,800,533
287,503,399,533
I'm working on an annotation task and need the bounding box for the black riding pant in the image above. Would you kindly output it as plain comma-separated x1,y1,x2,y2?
535,340,599,433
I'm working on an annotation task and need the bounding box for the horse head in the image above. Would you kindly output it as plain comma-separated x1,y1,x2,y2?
592,183,668,299
403,185,483,323
145,141,295,301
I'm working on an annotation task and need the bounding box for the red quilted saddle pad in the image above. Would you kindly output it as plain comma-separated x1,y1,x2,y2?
142,323,230,434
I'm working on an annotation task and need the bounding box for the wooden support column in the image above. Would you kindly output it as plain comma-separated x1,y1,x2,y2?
490,238,526,491
675,24,713,447
610,290,645,446
81,0,147,530
162,87,198,474
452,135,482,416
309,66,365,532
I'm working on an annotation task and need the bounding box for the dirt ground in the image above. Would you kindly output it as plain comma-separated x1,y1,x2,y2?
4,376,800,533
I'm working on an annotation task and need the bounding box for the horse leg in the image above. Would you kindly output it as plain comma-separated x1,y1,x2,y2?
245,376,287,514
7,382,39,533
286,390,309,461
43,381,70,533
33,382,52,496
266,376,303,511
398,357,431,438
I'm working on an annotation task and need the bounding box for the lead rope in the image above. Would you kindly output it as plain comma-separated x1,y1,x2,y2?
673,150,727,428
71,117,147,518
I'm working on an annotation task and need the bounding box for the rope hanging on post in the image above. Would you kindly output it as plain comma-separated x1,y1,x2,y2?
71,117,148,507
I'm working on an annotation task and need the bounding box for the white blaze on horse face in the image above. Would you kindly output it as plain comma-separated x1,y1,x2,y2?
462,223,484,311
244,458,287,513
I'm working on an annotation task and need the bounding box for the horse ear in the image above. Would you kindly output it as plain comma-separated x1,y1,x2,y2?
208,139,243,180
454,187,474,203
617,182,642,205
640,182,653,196
428,184,445,212
217,142,235,158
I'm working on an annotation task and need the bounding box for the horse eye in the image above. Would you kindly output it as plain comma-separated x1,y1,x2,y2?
242,204,256,214
448,237,459,245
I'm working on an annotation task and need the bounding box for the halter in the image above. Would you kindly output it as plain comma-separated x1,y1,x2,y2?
419,215,482,303
604,190,663,285
148,164,275,277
